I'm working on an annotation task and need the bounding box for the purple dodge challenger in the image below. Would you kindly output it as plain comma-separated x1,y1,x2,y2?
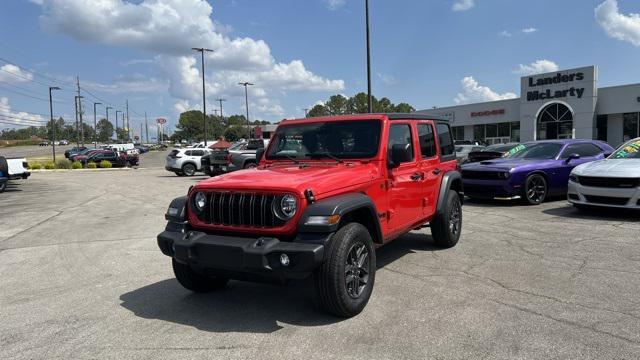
461,139,615,205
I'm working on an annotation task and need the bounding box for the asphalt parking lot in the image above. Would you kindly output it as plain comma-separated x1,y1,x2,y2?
1,150,639,359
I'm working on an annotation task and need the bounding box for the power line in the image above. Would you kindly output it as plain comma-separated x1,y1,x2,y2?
0,113,46,124
0,119,45,128
0,84,69,104
0,57,75,88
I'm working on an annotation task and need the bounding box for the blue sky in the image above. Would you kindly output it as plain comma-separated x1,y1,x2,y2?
1,0,640,135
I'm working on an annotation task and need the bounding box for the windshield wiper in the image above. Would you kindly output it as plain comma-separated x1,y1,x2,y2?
305,152,344,163
270,154,300,164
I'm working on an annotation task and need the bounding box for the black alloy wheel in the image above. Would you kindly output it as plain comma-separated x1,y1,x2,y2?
345,242,370,299
524,174,547,205
448,195,462,238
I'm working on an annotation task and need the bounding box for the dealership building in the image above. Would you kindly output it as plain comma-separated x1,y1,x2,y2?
418,65,640,147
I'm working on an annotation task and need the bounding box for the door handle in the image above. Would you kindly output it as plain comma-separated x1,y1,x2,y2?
410,172,424,181
432,168,442,175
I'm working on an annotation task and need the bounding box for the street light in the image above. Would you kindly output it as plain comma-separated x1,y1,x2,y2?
93,102,102,148
115,110,122,143
48,86,61,162
238,82,254,138
365,0,372,113
192,47,214,146
105,106,113,143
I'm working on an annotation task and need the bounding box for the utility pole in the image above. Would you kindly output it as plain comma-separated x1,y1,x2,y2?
76,76,85,146
238,82,254,138
145,111,148,144
74,95,83,149
140,123,143,144
115,110,122,143
216,98,226,127
192,47,214,146
105,106,113,142
125,100,130,143
304,108,309,117
93,102,101,148
48,86,60,162
365,0,373,113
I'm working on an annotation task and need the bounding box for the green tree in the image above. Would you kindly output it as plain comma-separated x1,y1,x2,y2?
307,104,329,117
347,92,373,114
326,94,349,115
392,103,415,113
96,118,114,143
223,126,246,142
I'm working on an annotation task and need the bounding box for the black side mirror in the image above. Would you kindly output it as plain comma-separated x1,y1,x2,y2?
255,148,265,163
565,153,580,163
388,143,412,168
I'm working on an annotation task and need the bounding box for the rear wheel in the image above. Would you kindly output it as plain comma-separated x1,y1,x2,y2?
524,174,547,205
0,181,6,193
430,191,462,248
314,223,376,317
172,259,228,292
243,161,257,169
182,163,196,176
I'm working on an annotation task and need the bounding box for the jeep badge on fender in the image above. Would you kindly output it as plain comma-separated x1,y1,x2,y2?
157,113,463,318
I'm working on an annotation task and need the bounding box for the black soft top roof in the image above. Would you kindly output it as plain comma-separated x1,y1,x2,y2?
384,113,449,122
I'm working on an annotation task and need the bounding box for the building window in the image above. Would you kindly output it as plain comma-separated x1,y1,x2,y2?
485,123,498,138
510,122,520,142
473,122,519,144
537,103,573,140
623,113,639,141
451,126,464,140
596,115,608,141
473,125,484,142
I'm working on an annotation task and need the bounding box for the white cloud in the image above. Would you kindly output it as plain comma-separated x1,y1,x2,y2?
513,60,559,75
35,0,344,120
595,0,640,46
119,58,155,66
498,30,512,37
522,27,538,34
0,97,45,129
83,73,167,94
377,73,398,86
326,0,346,10
454,76,517,104
452,0,474,12
0,64,34,83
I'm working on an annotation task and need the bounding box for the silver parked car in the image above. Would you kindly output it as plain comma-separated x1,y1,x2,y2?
568,137,640,209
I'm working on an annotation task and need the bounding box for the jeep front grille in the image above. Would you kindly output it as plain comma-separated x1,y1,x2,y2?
205,192,285,228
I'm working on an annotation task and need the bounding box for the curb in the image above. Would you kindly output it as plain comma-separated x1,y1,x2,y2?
29,167,141,173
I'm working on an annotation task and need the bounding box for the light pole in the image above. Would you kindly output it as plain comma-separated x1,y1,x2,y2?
365,0,372,113
115,110,122,143
304,108,309,117
238,82,254,138
192,47,214,146
93,102,101,148
48,86,61,162
105,106,113,143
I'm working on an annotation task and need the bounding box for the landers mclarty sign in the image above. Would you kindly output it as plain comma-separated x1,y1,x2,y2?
526,71,586,101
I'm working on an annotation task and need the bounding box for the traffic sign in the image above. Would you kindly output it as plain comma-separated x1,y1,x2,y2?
156,118,167,124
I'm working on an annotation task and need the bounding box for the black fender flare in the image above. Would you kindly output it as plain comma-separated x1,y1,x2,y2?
436,170,463,217
297,193,383,244
0,156,8,178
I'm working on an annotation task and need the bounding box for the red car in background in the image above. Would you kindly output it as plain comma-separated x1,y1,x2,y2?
70,149,104,162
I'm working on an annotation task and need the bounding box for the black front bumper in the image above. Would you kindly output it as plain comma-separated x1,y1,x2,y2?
158,230,326,282
8,172,30,180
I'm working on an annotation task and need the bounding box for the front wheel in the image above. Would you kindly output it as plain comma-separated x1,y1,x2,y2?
0,182,6,193
172,259,228,292
314,223,376,318
524,174,547,205
182,163,196,176
430,190,462,248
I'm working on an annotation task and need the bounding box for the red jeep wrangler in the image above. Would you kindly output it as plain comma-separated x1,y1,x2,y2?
158,113,463,317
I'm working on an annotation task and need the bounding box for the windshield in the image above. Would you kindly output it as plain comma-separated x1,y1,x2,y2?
610,138,640,159
503,143,562,159
266,120,381,160
229,142,247,151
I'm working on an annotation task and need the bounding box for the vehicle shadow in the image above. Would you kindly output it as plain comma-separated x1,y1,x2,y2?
463,195,566,207
2,184,22,192
542,204,640,222
119,232,443,333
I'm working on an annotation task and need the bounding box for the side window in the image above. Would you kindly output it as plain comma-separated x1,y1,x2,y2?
436,123,455,156
417,123,437,158
184,150,192,156
560,143,603,158
193,150,204,157
387,124,414,163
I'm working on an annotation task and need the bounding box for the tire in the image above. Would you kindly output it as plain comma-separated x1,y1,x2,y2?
430,190,462,248
182,163,196,176
243,161,257,169
172,258,228,293
314,223,376,318
0,181,6,193
523,174,547,205
0,157,8,179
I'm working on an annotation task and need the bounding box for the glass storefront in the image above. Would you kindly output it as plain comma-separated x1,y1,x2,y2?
536,103,573,140
451,126,464,141
473,122,520,144
623,112,639,141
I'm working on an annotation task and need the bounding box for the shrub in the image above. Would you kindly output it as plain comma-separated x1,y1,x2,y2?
86,162,97,169
72,161,83,169
55,159,72,169
44,162,56,170
99,160,112,168
30,162,42,170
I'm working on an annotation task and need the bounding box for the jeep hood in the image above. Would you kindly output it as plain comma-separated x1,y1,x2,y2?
573,159,640,177
195,162,381,196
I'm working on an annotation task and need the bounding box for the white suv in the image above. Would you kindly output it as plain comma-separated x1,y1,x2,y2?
165,148,211,176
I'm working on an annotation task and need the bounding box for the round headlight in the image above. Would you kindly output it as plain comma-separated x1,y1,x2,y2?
277,194,297,219
194,192,207,212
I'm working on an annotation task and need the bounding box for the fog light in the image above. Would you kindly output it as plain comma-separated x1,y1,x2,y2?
280,253,290,267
